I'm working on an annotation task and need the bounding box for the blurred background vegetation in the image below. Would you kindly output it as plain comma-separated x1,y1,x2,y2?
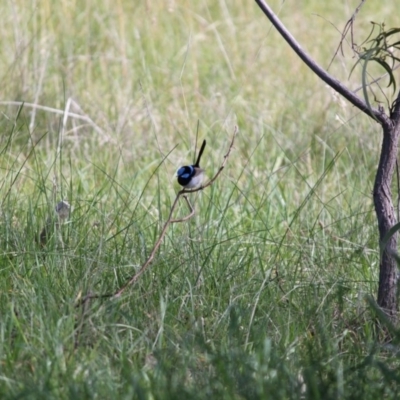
1,1,400,398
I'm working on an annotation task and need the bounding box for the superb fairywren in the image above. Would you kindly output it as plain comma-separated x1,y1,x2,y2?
177,140,206,189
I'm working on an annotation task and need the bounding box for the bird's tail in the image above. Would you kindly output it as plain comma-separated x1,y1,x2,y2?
195,140,206,167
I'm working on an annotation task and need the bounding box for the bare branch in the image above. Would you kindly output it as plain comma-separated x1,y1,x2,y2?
76,127,237,307
171,195,195,223
254,0,388,125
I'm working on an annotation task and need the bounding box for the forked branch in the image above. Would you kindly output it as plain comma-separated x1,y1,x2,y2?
76,126,237,307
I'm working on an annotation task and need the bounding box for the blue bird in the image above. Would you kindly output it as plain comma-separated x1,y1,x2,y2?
177,140,206,189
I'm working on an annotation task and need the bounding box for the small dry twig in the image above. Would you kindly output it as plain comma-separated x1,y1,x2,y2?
76,126,238,308
327,0,366,70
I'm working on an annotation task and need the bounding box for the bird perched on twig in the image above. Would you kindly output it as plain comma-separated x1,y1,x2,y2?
177,140,206,189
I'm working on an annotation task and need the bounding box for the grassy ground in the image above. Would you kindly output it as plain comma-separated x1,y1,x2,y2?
1,0,400,398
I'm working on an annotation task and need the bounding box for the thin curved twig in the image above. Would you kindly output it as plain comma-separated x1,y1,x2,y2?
0,100,104,136
327,0,366,70
76,127,237,307
171,195,195,223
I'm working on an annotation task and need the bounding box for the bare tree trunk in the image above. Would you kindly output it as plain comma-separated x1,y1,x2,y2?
254,0,400,321
375,113,400,318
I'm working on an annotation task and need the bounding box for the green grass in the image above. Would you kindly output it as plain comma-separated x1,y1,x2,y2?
1,0,400,398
